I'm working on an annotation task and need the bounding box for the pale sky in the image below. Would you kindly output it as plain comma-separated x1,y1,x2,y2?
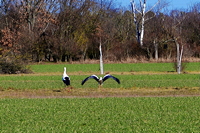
116,0,199,10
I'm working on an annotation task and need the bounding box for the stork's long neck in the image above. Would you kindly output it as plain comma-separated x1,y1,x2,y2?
63,67,67,77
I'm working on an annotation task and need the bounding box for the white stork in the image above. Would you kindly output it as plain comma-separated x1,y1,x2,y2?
62,67,70,86
81,74,120,86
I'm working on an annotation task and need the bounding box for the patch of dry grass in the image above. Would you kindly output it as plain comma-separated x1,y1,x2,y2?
71,57,200,64
1,87,200,98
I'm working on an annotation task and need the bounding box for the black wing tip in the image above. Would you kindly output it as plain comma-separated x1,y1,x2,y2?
81,75,99,85
103,74,120,84
62,76,70,86
63,80,70,86
113,76,120,84
81,76,89,85
116,79,120,84
81,81,85,85
67,80,70,86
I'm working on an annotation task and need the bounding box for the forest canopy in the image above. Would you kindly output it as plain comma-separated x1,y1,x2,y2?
0,0,199,63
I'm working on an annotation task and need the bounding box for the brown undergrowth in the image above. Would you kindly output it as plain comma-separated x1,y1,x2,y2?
1,87,200,98
69,57,200,64
35,57,200,64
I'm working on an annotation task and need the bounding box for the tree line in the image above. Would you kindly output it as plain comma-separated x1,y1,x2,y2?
0,0,199,63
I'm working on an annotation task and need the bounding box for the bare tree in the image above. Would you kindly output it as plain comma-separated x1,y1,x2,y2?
162,10,186,73
172,11,187,74
130,0,160,46
175,38,183,74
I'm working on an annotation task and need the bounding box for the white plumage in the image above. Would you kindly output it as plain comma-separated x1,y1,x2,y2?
81,74,120,85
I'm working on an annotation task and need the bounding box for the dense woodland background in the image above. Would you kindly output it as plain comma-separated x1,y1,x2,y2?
0,0,199,63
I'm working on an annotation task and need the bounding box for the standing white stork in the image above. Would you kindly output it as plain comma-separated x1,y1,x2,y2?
62,67,70,86
81,74,120,86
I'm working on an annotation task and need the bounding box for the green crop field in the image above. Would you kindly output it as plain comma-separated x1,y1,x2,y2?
0,62,199,90
0,62,199,98
1,97,200,132
0,62,200,132
0,74,199,90
30,62,200,73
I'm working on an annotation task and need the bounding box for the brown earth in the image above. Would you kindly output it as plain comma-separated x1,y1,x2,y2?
1,87,200,98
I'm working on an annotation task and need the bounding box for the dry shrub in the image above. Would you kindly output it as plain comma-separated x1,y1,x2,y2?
0,57,32,74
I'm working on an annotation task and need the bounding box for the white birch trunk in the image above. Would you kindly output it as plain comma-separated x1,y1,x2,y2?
99,39,104,75
140,0,146,46
130,0,160,47
131,0,140,43
175,40,184,74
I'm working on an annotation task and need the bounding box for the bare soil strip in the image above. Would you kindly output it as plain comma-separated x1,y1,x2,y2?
1,87,200,98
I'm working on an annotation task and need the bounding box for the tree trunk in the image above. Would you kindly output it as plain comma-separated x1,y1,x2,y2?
99,41,104,75
82,46,87,61
130,0,160,47
154,39,158,60
175,39,183,74
131,0,140,44
140,0,146,46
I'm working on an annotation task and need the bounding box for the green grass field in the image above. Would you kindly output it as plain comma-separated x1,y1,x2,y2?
30,62,200,73
0,62,199,90
1,97,200,132
0,62,200,132
0,74,199,90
